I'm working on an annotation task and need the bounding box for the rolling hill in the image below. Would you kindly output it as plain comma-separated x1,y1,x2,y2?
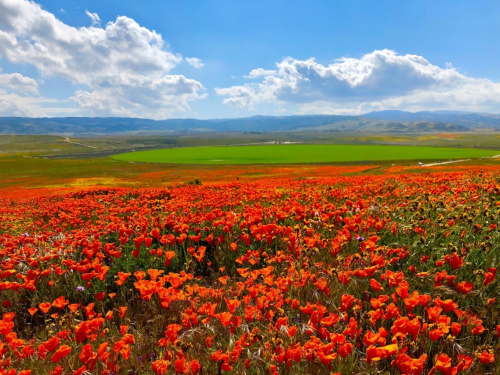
0,114,472,135
363,110,500,128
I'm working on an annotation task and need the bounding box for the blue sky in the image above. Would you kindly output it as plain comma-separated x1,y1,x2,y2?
0,0,499,118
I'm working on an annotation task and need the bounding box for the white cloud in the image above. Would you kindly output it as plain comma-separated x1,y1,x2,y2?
296,78,500,116
215,84,264,110
85,10,101,26
0,0,206,118
186,57,204,69
72,75,206,118
0,97,33,116
244,68,277,79
0,91,70,116
0,71,39,94
216,49,500,114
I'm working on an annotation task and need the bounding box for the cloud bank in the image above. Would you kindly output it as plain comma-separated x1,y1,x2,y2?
0,1,499,118
0,0,205,118
216,49,500,114
0,71,39,94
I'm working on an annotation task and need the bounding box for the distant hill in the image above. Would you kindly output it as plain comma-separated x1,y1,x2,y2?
363,110,500,129
0,114,473,135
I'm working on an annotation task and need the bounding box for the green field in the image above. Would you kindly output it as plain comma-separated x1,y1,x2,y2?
112,144,500,164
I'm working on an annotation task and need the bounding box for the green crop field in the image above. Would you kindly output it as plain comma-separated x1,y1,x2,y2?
112,144,500,165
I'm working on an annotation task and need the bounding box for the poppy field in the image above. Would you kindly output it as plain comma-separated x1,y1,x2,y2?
1,170,500,374
112,145,499,165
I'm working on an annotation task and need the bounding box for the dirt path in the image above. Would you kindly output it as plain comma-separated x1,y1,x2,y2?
62,137,97,149
422,154,500,167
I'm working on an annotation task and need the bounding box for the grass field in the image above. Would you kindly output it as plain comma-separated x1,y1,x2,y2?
3,134,500,198
112,144,500,164
4,132,500,158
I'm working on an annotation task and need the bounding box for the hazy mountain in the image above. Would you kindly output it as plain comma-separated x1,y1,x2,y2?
0,114,471,135
363,110,500,128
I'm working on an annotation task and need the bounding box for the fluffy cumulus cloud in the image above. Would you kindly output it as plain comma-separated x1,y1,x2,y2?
0,0,206,118
0,68,46,116
244,68,277,79
216,49,500,114
0,71,39,94
72,75,205,117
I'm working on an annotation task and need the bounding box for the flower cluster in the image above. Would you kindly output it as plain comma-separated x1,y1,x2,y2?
0,171,498,374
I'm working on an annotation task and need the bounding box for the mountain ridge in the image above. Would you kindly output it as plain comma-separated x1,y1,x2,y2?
362,110,500,128
0,111,495,135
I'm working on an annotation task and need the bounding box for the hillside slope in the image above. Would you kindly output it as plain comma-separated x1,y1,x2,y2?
363,110,500,128
0,115,470,135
